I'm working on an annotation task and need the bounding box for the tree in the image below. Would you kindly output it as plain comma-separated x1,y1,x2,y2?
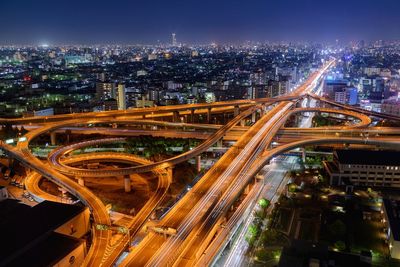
288,183,297,192
248,224,258,237
328,219,346,238
334,240,346,251
255,210,266,220
259,198,270,209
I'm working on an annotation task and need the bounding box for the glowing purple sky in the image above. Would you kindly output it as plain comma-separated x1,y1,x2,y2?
1,0,399,44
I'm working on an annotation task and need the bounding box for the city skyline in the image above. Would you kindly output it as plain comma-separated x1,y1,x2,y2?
1,0,400,45
2,1,400,266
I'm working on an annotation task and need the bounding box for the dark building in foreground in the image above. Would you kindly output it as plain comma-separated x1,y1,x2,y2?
382,198,400,259
278,239,371,267
325,150,400,188
0,200,90,267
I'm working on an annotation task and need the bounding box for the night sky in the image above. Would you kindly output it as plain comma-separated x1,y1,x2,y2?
0,0,399,45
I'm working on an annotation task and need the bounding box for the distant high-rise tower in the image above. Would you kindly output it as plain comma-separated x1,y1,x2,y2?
117,84,126,110
172,33,177,46
96,82,116,101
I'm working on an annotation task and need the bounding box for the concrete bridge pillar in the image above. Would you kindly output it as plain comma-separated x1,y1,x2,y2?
234,106,240,117
207,108,212,124
301,147,306,163
261,104,268,116
216,139,223,147
195,155,201,172
294,114,300,127
77,177,85,186
50,132,56,146
124,175,131,193
306,96,311,108
8,157,14,168
222,113,227,124
65,130,71,144
167,167,174,180
190,109,195,123
260,107,265,116
173,111,180,123
142,115,147,128
251,112,256,123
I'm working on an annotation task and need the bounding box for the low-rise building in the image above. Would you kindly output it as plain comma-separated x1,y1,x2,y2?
0,200,90,266
325,149,400,187
382,199,400,259
334,87,358,105
382,100,400,116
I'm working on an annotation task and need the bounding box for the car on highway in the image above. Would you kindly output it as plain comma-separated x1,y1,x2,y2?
149,226,177,236
22,190,30,198
87,163,100,169
4,169,12,180
15,175,24,188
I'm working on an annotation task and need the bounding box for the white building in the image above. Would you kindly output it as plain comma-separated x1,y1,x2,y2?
117,84,126,110
326,149,400,188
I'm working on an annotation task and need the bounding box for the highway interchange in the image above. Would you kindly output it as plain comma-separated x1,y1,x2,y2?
2,58,400,266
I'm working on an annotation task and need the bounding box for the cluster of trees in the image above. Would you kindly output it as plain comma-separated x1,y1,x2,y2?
305,155,323,165
327,219,347,252
0,123,28,140
312,115,341,127
246,198,271,247
124,137,200,159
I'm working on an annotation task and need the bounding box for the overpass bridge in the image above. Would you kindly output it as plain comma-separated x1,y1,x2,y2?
7,58,400,267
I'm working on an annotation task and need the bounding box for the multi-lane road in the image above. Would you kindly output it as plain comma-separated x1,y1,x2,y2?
118,59,335,266
6,58,400,266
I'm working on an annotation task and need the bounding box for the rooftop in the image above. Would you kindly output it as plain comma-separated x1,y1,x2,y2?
0,200,85,266
383,198,400,241
335,149,400,166
6,232,83,267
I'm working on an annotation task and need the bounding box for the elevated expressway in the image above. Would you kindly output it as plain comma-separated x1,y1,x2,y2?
46,106,260,176
23,150,171,266
4,95,298,125
193,135,400,266
119,60,335,266
21,105,371,142
309,93,400,121
0,141,112,267
9,58,396,267
43,103,372,179
3,95,267,265
166,109,400,266
185,98,400,266
120,101,297,266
